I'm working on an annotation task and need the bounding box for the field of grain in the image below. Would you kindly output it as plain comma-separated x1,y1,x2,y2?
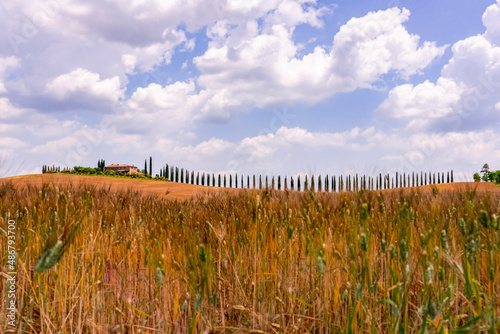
1,175,499,333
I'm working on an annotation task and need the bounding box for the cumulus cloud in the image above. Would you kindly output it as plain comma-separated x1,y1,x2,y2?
483,0,500,45
45,68,124,101
331,8,446,82
378,78,465,119
105,81,203,135
378,3,500,132
194,7,446,120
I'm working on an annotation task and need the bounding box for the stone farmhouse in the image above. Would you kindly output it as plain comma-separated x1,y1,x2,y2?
104,164,139,174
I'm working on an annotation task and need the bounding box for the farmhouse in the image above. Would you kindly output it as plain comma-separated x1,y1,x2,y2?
104,164,139,174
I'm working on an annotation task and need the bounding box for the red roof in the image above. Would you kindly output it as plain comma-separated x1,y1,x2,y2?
105,164,137,168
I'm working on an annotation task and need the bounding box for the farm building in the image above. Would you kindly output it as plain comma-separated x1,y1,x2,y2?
104,164,139,174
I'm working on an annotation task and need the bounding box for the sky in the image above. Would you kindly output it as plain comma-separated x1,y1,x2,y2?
1,0,500,181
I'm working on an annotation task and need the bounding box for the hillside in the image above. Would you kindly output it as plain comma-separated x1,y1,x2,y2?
2,173,499,199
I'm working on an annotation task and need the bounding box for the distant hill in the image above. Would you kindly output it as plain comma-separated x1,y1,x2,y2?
2,174,499,200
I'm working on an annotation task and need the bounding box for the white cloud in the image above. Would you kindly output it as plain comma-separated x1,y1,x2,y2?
0,137,28,149
0,97,25,119
106,81,204,135
378,78,465,119
378,5,500,131
483,0,500,45
263,0,330,30
0,56,20,93
121,29,190,73
331,8,447,82
45,68,124,102
236,126,376,161
194,7,446,120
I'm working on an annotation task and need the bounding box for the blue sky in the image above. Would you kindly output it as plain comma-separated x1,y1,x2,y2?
0,0,499,180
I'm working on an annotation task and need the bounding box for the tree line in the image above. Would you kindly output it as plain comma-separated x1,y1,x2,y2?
160,162,454,192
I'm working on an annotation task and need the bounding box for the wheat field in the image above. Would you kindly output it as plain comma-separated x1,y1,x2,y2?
0,179,499,333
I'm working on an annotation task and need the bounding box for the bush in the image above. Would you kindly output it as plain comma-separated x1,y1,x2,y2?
473,173,481,182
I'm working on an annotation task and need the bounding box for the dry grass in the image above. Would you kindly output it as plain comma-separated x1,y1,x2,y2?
0,177,499,333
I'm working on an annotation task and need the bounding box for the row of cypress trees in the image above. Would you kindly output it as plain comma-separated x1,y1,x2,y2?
159,164,454,192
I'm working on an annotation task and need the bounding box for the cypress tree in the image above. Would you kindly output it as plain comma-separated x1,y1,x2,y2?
144,159,147,175
451,170,454,183
253,175,256,189
247,175,250,189
304,175,309,191
333,176,336,192
265,176,268,189
180,168,184,183
149,156,152,176
224,175,227,188
297,176,301,191
218,174,221,187
241,175,244,188
259,175,262,189
235,173,238,188
291,176,295,190
277,176,281,190
318,175,322,192
284,176,287,190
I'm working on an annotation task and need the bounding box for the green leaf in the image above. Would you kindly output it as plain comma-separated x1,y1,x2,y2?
451,315,482,333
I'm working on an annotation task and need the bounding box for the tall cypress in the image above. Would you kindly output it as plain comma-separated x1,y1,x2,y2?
149,156,152,176
297,176,301,192
218,174,221,187
277,176,281,190
291,176,295,190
